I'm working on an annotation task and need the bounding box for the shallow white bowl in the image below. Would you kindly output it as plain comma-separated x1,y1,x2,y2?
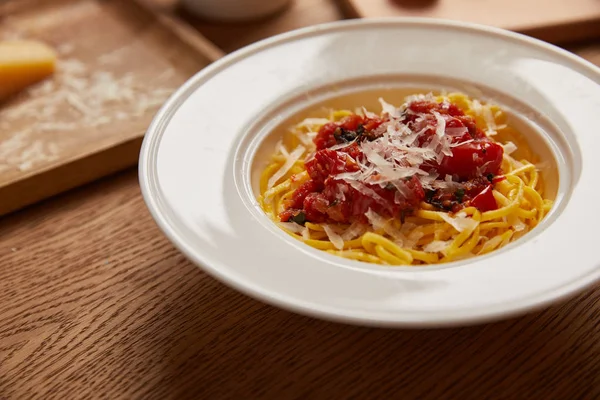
139,19,600,327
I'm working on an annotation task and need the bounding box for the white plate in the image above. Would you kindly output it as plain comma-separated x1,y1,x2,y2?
139,19,600,327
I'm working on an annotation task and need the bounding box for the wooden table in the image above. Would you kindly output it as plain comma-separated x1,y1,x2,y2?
2,1,600,398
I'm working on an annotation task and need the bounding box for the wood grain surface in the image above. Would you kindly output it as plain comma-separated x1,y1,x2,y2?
1,1,600,398
2,169,600,399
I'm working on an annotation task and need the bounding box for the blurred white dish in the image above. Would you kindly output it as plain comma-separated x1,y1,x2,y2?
139,19,600,327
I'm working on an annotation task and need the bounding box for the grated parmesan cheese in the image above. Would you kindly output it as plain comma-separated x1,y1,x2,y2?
341,221,367,241
0,53,177,172
446,127,469,138
275,140,289,158
378,97,400,117
432,111,446,137
346,181,389,207
364,208,388,231
279,222,305,234
364,208,405,241
450,139,474,148
323,225,344,250
478,235,503,254
510,216,527,232
502,141,518,155
332,97,460,199
302,227,310,240
267,145,305,189
295,118,330,129
291,94,510,225
423,240,450,253
439,211,479,232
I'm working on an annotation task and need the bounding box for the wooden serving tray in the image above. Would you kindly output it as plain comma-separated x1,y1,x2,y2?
0,0,223,216
338,0,600,44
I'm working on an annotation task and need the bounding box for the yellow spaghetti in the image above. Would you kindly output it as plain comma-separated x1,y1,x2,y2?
258,92,553,266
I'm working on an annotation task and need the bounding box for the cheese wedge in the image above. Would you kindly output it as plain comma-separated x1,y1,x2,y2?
0,40,57,101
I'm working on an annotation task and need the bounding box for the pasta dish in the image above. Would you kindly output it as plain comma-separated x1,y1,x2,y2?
258,93,553,265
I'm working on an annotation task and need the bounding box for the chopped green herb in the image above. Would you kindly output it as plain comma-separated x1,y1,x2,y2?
455,188,465,203
333,127,360,143
430,200,445,210
400,209,407,223
487,173,494,182
385,183,395,190
291,212,306,226
425,189,435,202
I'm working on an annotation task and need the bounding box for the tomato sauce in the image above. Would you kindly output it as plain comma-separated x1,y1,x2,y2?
280,100,504,224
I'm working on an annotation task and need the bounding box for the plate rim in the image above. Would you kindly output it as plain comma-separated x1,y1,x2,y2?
139,18,600,327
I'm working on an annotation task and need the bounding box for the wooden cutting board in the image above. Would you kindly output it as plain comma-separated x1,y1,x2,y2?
0,0,223,216
338,0,600,44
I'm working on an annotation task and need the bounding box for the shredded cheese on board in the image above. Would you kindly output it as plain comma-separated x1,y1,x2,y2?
0,39,177,174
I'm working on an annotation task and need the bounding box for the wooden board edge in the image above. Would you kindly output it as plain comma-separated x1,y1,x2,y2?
0,137,143,217
333,1,600,45
521,18,600,45
128,0,225,62
333,0,362,19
